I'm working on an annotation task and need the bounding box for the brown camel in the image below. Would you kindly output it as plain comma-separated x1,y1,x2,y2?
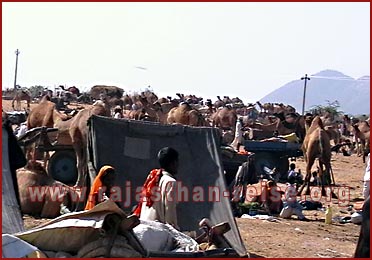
214,96,225,108
324,126,341,145
298,116,334,197
212,106,237,131
122,94,133,109
56,100,111,187
12,90,31,111
17,161,72,218
26,95,71,166
90,85,123,100
358,121,370,134
167,103,208,126
128,108,148,121
127,97,165,123
159,100,179,114
256,101,274,114
352,124,370,162
249,119,293,136
250,114,306,142
27,95,69,130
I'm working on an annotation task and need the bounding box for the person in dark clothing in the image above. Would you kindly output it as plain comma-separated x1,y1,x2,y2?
2,113,27,208
354,196,370,258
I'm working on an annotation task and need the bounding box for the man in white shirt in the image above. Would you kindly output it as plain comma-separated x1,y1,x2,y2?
136,147,180,230
363,153,370,200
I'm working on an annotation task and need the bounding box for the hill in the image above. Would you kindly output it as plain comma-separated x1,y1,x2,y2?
260,70,370,115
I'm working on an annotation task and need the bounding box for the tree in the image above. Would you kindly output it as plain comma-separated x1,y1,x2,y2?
28,85,47,98
308,100,344,120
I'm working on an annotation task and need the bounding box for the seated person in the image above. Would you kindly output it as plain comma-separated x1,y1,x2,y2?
85,165,116,210
264,180,284,215
279,178,309,221
287,163,303,185
310,170,321,186
133,147,180,230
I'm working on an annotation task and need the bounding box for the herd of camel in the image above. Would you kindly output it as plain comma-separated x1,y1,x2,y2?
5,85,370,198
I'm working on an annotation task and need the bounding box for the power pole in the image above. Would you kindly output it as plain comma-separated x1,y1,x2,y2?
14,49,20,91
301,74,310,115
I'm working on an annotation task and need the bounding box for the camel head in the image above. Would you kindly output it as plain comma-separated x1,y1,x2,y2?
308,116,324,132
152,101,163,112
352,124,361,132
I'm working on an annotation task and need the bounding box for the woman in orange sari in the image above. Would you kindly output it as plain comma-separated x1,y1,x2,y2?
85,165,116,210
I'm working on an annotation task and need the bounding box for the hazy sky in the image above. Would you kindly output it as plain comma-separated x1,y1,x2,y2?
2,2,370,103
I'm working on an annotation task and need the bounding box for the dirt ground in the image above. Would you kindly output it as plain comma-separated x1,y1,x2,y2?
239,154,366,258
3,99,367,258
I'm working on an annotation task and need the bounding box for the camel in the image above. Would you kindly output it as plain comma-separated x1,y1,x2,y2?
12,90,31,111
249,118,301,137
26,95,69,130
77,92,93,104
156,97,169,104
298,116,335,197
17,161,73,218
141,90,158,104
127,102,167,124
122,94,133,109
352,124,370,162
145,102,168,124
324,126,341,145
249,120,285,135
90,85,124,100
56,99,112,187
26,95,71,166
126,97,166,123
212,106,237,131
167,103,208,126
256,101,273,114
159,100,179,114
255,112,306,142
60,85,80,96
358,121,370,134
214,96,225,108
127,108,143,120
222,96,232,104
231,97,243,104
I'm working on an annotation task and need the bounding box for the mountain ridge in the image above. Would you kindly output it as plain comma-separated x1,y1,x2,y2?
259,70,370,115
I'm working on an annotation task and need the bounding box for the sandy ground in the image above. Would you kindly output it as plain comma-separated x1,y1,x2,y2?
3,99,367,258
239,154,366,258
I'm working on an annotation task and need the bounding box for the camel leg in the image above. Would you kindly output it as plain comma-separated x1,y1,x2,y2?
26,146,34,163
355,138,361,156
324,162,338,199
318,161,327,197
361,140,366,163
298,155,314,196
28,143,38,163
43,151,50,172
73,143,84,187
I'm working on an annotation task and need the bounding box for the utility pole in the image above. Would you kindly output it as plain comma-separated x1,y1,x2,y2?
14,49,20,91
301,74,310,115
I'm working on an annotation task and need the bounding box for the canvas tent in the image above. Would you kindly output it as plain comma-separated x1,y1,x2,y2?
85,115,248,257
2,126,24,235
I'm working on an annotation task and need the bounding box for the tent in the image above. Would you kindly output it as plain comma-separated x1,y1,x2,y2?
84,115,247,257
2,126,25,234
